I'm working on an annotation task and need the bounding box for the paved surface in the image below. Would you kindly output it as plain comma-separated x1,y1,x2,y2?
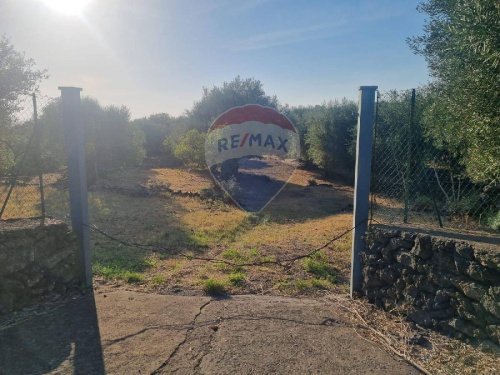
0,291,420,374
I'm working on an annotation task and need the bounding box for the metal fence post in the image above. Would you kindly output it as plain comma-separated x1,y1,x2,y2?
351,85,377,297
59,86,92,287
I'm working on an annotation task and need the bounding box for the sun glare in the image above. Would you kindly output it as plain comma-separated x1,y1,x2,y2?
41,0,92,15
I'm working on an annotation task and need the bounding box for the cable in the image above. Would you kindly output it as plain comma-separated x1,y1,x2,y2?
86,220,365,268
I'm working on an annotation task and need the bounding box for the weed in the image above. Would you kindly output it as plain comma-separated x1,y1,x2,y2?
228,271,246,286
150,274,167,286
302,252,336,283
202,278,227,296
221,248,243,260
311,278,333,289
295,279,310,291
308,178,318,186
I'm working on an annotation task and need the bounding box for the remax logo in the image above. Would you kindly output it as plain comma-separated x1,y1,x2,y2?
205,104,300,212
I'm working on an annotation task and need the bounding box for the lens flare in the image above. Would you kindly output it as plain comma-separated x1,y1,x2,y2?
41,0,92,15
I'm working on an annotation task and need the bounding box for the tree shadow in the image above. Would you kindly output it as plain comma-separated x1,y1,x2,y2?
0,291,105,374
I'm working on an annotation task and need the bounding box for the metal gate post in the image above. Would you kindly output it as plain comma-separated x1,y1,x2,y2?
59,86,92,287
350,85,377,297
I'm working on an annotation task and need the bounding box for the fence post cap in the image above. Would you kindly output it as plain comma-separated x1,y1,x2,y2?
58,87,83,92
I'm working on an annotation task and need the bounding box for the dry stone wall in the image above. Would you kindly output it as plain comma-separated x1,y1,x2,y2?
0,219,80,313
362,227,499,350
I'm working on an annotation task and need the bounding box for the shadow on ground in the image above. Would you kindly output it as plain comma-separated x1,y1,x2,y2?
0,292,105,374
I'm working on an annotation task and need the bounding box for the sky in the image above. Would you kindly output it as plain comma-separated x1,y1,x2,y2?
1,0,430,119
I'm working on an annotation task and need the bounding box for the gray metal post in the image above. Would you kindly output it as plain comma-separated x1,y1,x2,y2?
351,85,377,297
59,87,92,287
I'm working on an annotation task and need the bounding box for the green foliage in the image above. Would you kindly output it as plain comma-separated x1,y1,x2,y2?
187,76,278,130
131,113,176,157
409,0,500,184
202,278,227,296
304,99,357,176
172,129,206,168
0,36,46,173
485,210,500,230
302,251,336,283
228,271,246,286
221,248,243,261
35,97,145,177
92,245,150,283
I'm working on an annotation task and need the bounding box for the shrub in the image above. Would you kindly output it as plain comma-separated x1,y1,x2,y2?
228,271,246,286
202,278,227,296
485,210,500,230
173,129,206,168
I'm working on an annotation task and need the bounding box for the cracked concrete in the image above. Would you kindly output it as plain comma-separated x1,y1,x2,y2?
0,291,420,374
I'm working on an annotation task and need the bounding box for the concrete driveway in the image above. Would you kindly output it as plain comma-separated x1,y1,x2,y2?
0,290,420,374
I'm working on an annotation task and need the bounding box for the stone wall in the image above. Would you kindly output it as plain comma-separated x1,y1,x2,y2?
362,227,499,349
0,219,80,313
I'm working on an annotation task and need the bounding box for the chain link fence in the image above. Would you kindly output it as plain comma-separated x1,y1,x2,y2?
0,93,70,223
370,89,499,234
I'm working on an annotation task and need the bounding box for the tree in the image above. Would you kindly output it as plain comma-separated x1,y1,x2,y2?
36,97,145,179
0,36,47,173
409,0,500,184
187,76,278,130
131,113,176,157
304,99,357,177
172,129,206,168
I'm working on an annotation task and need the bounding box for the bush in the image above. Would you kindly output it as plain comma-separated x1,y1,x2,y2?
202,278,227,296
485,210,500,230
228,271,246,286
304,99,357,177
172,129,206,168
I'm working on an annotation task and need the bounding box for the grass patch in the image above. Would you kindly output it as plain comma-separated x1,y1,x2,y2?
311,278,334,289
202,278,228,296
92,243,151,283
150,274,167,286
221,248,244,261
302,251,336,283
228,271,246,286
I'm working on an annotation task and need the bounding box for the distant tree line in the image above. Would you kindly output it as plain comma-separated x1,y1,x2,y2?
0,0,498,229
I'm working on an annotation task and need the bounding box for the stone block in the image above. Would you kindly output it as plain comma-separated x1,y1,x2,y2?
412,235,433,260
481,294,500,319
454,280,487,302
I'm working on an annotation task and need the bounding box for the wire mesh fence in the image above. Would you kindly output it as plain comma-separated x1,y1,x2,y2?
0,93,70,223
370,89,499,234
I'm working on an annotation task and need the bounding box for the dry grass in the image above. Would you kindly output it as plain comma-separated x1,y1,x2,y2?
1,166,353,295
3,166,498,373
326,293,499,375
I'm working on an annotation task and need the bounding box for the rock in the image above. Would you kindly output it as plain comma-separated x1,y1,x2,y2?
379,267,399,284
453,255,470,275
476,340,500,354
454,243,474,260
467,262,500,283
473,249,499,271
396,251,415,269
412,235,433,260
454,280,487,302
486,325,500,345
481,294,500,319
447,318,486,339
408,310,433,327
